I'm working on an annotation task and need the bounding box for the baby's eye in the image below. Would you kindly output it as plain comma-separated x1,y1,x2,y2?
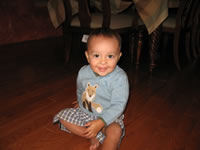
93,54,99,58
108,55,114,59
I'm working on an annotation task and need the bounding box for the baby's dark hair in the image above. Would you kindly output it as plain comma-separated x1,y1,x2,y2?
86,28,122,50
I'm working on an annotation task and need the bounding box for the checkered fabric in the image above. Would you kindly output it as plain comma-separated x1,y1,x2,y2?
53,108,125,143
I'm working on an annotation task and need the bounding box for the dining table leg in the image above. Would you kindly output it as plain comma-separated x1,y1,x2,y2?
149,25,162,72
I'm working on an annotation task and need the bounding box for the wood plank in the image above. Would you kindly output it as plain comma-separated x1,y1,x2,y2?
1,39,200,150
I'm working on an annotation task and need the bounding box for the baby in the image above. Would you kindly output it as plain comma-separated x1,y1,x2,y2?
53,28,129,150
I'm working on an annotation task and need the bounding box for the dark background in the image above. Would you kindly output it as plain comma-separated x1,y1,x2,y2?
0,0,62,46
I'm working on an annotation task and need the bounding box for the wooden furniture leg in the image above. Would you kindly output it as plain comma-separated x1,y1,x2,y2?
192,6,200,58
185,32,192,62
129,32,136,64
136,30,143,65
149,25,161,71
63,28,72,65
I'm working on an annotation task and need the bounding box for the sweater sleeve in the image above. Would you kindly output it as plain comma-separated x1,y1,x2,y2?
76,66,86,105
100,73,129,126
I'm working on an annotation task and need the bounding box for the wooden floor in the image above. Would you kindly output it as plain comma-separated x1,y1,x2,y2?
0,38,200,150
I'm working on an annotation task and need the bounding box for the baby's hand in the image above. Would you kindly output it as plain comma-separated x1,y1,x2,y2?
84,119,105,139
72,101,79,108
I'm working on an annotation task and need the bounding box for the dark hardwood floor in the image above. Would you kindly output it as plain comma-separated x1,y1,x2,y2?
0,37,200,150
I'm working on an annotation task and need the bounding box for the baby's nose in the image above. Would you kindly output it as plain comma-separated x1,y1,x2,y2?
100,57,107,64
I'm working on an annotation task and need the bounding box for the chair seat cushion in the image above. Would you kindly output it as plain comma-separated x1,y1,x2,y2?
94,0,133,14
168,0,180,8
109,13,136,29
71,10,136,29
162,15,176,29
71,13,103,28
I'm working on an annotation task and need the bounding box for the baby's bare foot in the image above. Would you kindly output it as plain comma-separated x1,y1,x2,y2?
90,138,100,150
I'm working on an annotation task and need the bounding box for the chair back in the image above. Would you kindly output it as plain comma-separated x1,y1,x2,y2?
78,0,91,27
63,0,111,28
168,0,180,8
176,0,193,29
63,0,134,30
163,0,194,32
63,0,73,26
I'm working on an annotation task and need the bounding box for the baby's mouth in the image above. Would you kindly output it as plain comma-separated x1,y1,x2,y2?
98,67,107,72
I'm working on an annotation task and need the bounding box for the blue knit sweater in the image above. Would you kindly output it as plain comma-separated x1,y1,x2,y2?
77,65,129,126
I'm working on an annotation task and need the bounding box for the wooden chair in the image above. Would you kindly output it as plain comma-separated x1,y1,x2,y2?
182,0,199,63
191,1,200,60
62,0,141,65
159,0,195,70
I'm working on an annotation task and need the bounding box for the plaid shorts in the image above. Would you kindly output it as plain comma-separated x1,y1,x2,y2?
53,108,125,144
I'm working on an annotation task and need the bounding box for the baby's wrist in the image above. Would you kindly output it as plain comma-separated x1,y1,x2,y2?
98,117,106,127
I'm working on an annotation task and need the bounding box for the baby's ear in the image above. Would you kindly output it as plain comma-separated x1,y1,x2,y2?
85,50,88,58
119,52,122,59
85,51,89,62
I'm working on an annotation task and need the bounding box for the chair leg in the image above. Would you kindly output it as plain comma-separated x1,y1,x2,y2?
191,5,200,58
198,29,200,56
173,28,181,71
136,30,143,65
192,34,198,59
149,25,161,71
161,33,169,64
129,32,136,64
191,21,199,59
196,6,200,56
185,32,192,62
64,32,72,65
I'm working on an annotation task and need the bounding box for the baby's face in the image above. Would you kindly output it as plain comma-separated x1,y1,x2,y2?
85,35,121,76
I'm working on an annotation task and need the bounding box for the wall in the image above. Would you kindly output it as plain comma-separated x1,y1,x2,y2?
0,0,62,46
